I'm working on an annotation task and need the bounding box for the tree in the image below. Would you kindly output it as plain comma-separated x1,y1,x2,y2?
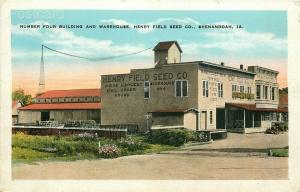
12,89,32,106
279,87,288,94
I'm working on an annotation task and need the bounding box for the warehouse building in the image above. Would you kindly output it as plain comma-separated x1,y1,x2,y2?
18,88,101,125
101,41,287,133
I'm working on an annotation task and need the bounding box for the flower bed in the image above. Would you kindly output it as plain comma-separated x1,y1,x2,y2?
98,144,121,158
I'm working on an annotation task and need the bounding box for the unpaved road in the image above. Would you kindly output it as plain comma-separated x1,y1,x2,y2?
12,133,288,180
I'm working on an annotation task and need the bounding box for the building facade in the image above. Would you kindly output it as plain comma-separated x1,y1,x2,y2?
18,89,101,125
101,41,287,133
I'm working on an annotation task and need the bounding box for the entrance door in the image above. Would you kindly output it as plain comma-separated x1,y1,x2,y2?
41,111,50,121
216,108,225,129
200,111,207,130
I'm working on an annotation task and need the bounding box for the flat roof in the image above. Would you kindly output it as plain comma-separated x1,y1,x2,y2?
249,65,279,74
130,60,256,76
199,61,256,75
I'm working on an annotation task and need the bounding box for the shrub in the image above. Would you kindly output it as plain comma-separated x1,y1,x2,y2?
56,141,76,155
73,141,98,154
118,136,149,152
98,144,121,158
270,148,288,157
149,129,190,146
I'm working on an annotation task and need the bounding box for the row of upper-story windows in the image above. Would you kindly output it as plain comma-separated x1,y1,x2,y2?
232,84,252,94
232,84,253,100
256,85,278,101
34,96,101,103
202,80,224,98
144,80,189,99
143,80,257,100
144,80,226,99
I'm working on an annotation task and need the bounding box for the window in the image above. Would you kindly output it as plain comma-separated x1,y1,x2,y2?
256,85,261,99
175,80,188,97
182,81,188,97
202,80,209,97
217,82,223,98
247,87,251,94
264,86,268,99
232,84,237,99
144,81,150,99
210,111,213,124
240,85,244,93
232,84,237,92
176,81,181,97
271,87,275,100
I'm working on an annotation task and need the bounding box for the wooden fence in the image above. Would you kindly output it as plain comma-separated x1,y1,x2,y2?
12,125,133,139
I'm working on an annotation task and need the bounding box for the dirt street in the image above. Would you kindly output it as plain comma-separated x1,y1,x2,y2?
12,133,288,180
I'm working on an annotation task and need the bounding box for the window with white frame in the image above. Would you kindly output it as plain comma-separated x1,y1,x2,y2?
240,85,244,93
247,87,251,94
175,80,188,97
210,111,213,124
203,80,209,97
232,84,237,93
232,84,237,99
271,87,275,100
144,81,150,99
264,86,268,99
256,85,261,99
217,82,223,98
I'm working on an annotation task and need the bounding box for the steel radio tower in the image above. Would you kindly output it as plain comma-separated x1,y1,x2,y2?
38,45,45,94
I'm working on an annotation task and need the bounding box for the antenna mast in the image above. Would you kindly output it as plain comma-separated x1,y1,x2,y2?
38,45,45,94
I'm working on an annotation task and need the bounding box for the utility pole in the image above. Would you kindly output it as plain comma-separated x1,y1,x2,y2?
38,45,45,94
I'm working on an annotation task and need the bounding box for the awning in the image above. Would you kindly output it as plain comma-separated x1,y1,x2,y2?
226,103,288,113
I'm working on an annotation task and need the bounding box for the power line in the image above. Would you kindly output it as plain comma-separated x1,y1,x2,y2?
42,45,151,61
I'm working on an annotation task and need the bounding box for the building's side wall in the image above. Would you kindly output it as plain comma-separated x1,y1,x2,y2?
152,113,183,127
101,64,199,131
154,51,168,64
18,111,41,124
167,43,181,63
184,111,197,130
52,110,101,123
198,65,255,129
18,110,101,124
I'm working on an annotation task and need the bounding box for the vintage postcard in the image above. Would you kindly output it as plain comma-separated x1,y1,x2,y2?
1,0,300,192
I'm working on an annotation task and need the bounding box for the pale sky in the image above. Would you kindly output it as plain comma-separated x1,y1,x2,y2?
11,10,287,95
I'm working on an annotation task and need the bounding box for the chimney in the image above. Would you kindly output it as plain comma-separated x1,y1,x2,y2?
240,64,243,70
220,62,224,66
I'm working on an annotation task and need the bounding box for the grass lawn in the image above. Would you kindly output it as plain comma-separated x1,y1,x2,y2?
12,133,177,164
271,148,288,157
